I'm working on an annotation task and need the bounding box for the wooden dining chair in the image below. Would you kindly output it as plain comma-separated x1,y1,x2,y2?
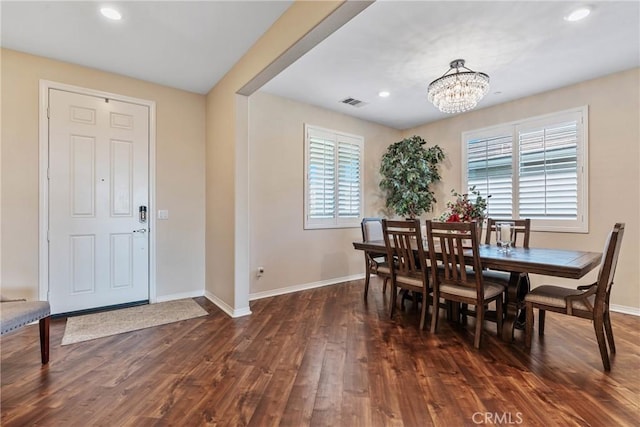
482,218,532,327
484,218,531,248
425,220,507,348
381,219,432,330
525,223,625,371
361,218,391,299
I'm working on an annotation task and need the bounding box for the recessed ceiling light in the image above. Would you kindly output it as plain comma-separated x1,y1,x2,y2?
564,7,591,22
378,91,390,98
100,7,122,21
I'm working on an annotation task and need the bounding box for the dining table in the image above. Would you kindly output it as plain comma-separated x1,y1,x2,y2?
352,239,603,341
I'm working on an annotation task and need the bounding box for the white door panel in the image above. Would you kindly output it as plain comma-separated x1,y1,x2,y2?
48,89,149,314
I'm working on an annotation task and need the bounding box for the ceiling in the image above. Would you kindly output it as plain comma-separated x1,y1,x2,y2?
262,1,640,129
1,1,638,130
0,1,292,94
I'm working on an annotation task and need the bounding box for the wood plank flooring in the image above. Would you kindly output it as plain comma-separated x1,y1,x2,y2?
2,278,639,426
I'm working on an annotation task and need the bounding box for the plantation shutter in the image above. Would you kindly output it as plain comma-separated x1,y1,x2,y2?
308,133,336,219
466,128,513,218
337,136,361,219
462,107,587,232
518,117,579,220
305,125,363,229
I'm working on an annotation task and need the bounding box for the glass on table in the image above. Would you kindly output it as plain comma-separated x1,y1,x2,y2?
496,221,515,253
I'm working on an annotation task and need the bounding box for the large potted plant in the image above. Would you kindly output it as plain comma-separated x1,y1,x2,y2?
379,135,445,219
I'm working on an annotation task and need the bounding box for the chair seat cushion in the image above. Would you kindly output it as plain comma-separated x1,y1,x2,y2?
395,273,427,289
440,282,505,299
436,267,506,299
372,262,391,276
524,285,595,311
0,301,51,335
480,269,511,285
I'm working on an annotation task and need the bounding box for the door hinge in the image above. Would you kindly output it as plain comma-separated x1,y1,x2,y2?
47,107,50,119
47,229,50,242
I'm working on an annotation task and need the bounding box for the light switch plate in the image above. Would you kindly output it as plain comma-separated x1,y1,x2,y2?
158,210,169,220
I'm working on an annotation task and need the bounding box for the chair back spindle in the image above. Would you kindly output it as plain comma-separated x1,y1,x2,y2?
382,219,426,277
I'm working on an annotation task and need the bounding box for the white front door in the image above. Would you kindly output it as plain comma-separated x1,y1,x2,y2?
48,89,150,314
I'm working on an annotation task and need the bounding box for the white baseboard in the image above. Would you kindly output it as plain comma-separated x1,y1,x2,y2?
249,273,365,301
611,304,640,316
155,290,204,303
152,283,638,318
204,291,252,318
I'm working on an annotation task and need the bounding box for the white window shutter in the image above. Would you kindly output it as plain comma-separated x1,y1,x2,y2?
337,139,361,220
308,136,336,219
305,125,364,229
518,121,578,220
463,107,587,233
466,130,513,218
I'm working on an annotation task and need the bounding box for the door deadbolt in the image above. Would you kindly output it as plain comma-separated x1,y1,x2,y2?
139,206,147,223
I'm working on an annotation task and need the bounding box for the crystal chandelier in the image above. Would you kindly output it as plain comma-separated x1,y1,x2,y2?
427,59,490,114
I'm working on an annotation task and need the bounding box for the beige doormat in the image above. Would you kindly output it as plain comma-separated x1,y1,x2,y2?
61,298,208,345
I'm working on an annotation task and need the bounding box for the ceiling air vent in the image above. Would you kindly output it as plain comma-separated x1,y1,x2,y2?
340,97,367,108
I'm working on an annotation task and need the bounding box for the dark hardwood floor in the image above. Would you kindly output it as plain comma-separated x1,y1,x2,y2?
2,278,639,426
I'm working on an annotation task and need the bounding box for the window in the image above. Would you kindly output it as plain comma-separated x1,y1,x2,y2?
304,124,363,229
463,107,588,232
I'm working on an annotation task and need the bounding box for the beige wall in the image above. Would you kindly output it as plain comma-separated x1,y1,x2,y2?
405,68,640,310
0,48,206,301
205,1,347,312
248,91,400,295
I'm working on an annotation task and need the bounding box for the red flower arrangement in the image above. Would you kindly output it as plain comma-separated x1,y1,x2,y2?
438,186,489,223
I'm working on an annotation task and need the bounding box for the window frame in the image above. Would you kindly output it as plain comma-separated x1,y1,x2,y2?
462,106,589,233
304,124,364,230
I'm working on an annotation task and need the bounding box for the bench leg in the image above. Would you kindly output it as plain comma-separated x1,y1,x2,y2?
39,316,50,364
